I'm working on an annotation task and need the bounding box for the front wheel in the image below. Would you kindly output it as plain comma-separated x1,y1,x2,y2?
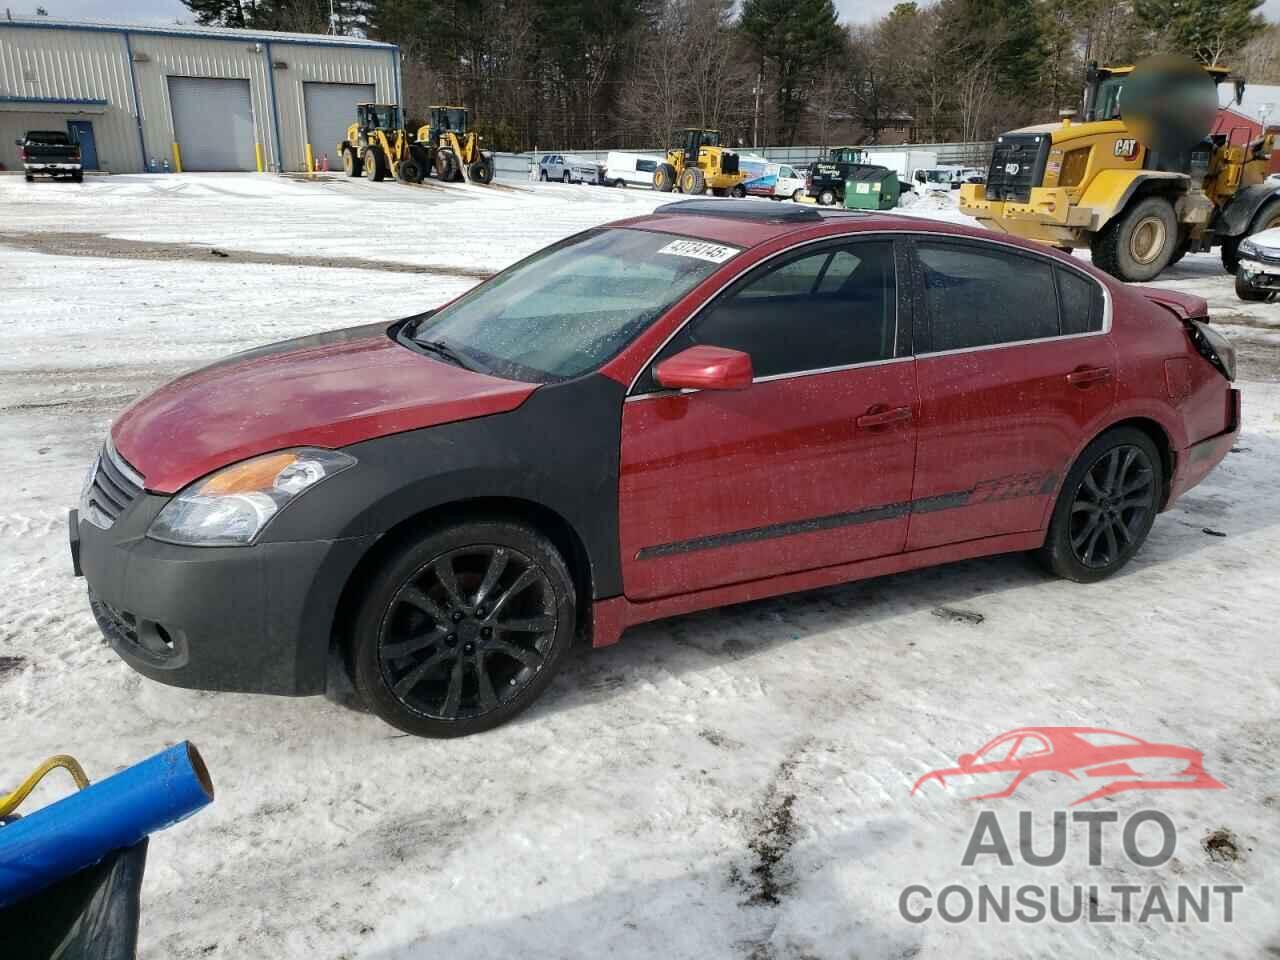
818,188,836,206
653,163,677,192
1039,427,1163,583
343,148,362,178
562,171,571,183
1236,270,1273,302
1091,196,1177,281
351,520,577,737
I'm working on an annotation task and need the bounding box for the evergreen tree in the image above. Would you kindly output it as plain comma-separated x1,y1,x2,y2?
740,0,840,144
1136,0,1266,65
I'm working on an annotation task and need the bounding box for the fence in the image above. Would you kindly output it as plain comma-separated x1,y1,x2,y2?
493,141,995,180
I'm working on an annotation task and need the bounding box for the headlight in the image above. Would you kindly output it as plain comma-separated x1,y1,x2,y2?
148,448,355,546
1238,239,1259,259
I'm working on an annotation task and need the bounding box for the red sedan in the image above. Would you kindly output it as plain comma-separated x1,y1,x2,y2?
71,200,1240,737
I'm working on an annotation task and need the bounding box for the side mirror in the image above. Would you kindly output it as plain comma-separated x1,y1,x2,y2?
957,753,977,768
654,345,753,392
14,139,23,146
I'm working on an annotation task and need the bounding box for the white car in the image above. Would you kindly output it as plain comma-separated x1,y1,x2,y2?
1234,226,1280,302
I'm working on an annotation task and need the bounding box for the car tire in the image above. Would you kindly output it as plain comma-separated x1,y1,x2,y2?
731,183,747,198
72,171,84,183
562,171,571,183
791,190,802,202
1039,427,1164,583
539,169,548,181
614,179,625,188
351,519,577,738
818,188,836,206
1235,270,1273,301
24,173,33,182
1090,196,1177,282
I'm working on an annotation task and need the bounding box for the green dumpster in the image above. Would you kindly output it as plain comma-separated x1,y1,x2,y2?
843,166,899,209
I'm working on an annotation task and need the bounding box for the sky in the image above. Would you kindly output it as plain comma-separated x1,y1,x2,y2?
10,0,1280,28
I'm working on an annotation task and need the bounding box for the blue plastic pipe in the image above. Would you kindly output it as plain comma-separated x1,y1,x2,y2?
0,741,214,908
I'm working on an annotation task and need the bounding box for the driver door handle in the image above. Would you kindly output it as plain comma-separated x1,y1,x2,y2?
856,406,913,429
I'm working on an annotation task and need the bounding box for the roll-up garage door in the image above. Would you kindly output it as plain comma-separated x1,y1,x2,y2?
168,77,255,172
304,82,376,166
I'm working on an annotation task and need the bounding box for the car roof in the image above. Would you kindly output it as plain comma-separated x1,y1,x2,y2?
610,199,1039,252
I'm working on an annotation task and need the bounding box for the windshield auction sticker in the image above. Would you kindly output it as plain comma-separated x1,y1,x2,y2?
657,239,738,263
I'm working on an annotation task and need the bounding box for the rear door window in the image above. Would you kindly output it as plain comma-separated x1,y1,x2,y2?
916,241,1059,351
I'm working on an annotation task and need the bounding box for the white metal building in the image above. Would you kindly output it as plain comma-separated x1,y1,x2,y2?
0,17,399,174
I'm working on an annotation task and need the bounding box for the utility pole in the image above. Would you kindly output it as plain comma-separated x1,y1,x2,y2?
752,70,762,149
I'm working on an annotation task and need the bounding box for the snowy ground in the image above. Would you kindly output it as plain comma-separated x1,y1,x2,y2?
1,174,1278,959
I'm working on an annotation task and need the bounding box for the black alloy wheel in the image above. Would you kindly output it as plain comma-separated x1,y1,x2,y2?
1040,427,1163,583
1068,445,1156,569
352,521,576,737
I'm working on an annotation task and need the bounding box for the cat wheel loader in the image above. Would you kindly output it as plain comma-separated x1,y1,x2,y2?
338,103,495,185
338,103,412,182
959,58,1280,282
653,128,748,196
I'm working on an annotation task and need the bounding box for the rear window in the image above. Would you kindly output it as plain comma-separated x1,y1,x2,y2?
26,131,70,144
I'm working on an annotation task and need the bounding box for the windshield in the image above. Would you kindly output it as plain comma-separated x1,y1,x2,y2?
925,170,950,182
367,105,400,129
408,228,738,382
442,108,466,132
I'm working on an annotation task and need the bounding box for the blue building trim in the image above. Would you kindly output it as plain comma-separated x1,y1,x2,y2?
121,31,151,173
0,19,396,51
0,95,108,105
263,40,284,173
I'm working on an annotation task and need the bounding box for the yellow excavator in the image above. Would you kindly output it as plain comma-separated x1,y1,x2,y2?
959,58,1280,281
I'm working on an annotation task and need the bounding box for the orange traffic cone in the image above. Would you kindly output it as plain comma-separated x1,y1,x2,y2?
320,153,329,173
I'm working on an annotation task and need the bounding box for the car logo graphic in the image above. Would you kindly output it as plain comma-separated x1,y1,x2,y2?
910,727,1225,806
1004,162,1021,176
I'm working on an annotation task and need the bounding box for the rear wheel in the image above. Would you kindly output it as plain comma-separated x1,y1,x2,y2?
731,183,747,198
818,188,836,206
71,170,83,183
468,157,494,184
351,520,577,738
343,148,362,178
680,166,706,195
562,171,571,183
1091,196,1177,282
653,162,677,192
791,189,802,202
539,169,548,181
1039,427,1163,583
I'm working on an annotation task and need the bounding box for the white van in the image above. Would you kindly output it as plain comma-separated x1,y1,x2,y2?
742,161,806,201
602,151,667,188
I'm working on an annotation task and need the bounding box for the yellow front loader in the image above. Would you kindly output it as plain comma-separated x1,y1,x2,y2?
410,106,494,184
960,61,1280,281
338,103,414,181
653,128,749,196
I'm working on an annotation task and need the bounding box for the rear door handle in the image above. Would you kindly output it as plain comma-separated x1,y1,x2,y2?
1067,366,1112,387
856,406,913,429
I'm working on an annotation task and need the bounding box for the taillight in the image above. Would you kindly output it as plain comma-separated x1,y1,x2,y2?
18,148,25,161
1185,318,1236,381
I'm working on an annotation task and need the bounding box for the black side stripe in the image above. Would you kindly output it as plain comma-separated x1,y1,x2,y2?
636,472,1056,560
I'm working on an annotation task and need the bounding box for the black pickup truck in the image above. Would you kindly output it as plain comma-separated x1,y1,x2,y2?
16,130,83,182
806,146,880,206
